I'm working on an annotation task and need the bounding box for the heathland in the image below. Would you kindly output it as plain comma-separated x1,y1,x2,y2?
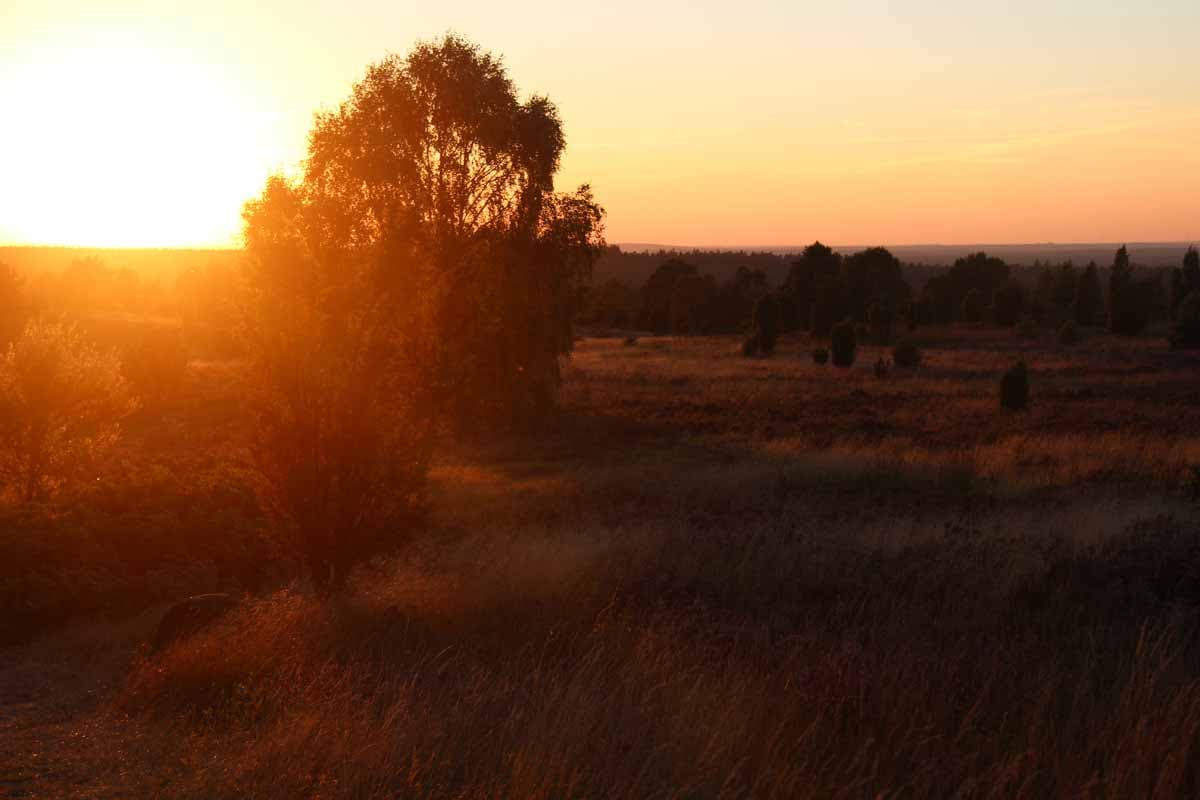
4,328,1200,798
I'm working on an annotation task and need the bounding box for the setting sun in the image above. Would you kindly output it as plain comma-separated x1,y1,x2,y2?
0,25,288,248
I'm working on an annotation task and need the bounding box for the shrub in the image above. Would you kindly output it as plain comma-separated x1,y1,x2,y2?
0,320,137,501
1169,291,1200,349
892,341,921,368
830,320,857,367
874,357,889,379
751,294,781,355
742,335,760,357
121,327,189,409
1016,316,1036,339
1000,361,1030,411
867,302,895,344
961,288,985,324
0,262,27,347
623,336,638,347
811,347,829,365
1058,320,1080,345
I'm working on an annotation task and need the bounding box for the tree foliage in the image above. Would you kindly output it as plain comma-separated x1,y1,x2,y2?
0,320,136,501
0,262,27,346
1000,361,1030,411
830,319,857,367
240,35,603,588
1074,262,1104,327
750,293,781,354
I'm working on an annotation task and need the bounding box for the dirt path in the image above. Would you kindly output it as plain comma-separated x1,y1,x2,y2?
0,617,151,799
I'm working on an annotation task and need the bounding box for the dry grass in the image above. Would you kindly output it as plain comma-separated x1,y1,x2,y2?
5,331,1200,798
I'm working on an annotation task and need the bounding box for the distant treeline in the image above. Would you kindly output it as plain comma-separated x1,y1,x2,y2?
581,242,1200,343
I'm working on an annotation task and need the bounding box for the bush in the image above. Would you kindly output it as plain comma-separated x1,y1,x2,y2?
1016,316,1036,339
1169,291,1200,349
122,327,189,408
1058,320,1080,345
830,320,857,368
892,341,921,368
751,295,781,355
742,335,760,357
874,357,889,379
1000,361,1030,411
867,302,895,345
0,320,137,501
811,347,829,365
622,336,638,347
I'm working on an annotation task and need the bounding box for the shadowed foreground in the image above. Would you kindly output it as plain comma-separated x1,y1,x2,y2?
3,333,1200,798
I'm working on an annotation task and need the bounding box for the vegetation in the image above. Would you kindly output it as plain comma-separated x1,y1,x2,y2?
1058,319,1080,345
0,320,136,501
4,33,1200,800
999,360,1030,410
1171,291,1200,349
830,318,857,367
7,333,1200,797
748,293,780,354
892,340,921,368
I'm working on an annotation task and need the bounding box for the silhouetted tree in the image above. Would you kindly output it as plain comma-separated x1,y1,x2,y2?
924,252,1010,323
301,34,605,427
830,319,857,367
669,272,716,334
584,279,639,328
990,283,1026,327
843,247,910,323
1170,247,1200,320
1000,361,1030,410
641,259,697,333
782,242,842,332
1074,261,1104,326
1051,261,1079,321
708,266,768,332
241,36,603,588
0,320,136,501
867,301,895,344
1108,246,1148,335
750,293,781,354
1171,291,1200,349
961,288,985,325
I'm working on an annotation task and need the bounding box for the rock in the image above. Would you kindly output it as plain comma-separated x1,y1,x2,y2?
152,593,238,651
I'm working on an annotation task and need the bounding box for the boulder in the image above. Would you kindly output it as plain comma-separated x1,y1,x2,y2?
152,593,238,651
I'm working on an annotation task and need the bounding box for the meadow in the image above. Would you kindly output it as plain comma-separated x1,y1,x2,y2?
4,329,1200,798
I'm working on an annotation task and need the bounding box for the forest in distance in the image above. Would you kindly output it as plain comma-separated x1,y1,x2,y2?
3,28,1200,800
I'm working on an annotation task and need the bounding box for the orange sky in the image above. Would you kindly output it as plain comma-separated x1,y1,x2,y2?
1,0,1197,248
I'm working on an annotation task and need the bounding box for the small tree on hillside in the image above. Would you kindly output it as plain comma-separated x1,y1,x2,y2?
1108,245,1148,335
1170,247,1200,320
1074,262,1104,327
990,283,1026,327
1171,292,1200,349
999,361,1030,411
961,288,985,325
242,177,432,592
751,294,781,354
0,320,136,501
868,301,895,344
831,319,857,367
240,36,603,589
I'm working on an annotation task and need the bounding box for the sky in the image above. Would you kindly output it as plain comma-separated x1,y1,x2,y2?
1,0,1198,248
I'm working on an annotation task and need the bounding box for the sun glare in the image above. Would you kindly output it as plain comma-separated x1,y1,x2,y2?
0,30,286,248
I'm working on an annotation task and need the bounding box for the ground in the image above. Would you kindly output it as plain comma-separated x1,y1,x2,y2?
3,328,1200,798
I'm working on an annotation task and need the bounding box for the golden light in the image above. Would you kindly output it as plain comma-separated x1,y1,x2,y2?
0,27,287,248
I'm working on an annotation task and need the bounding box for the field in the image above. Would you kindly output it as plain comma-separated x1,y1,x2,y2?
4,329,1200,798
